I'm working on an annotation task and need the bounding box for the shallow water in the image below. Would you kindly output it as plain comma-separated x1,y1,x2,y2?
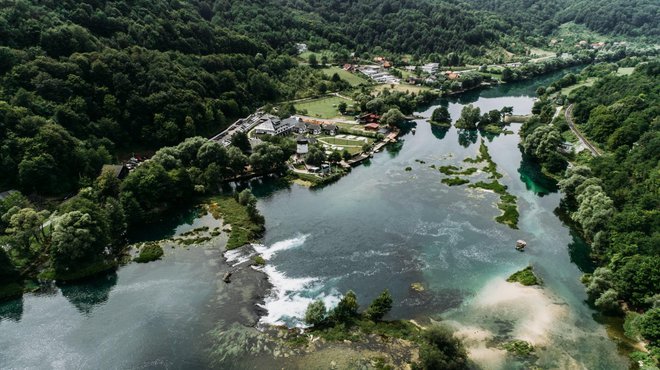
0,68,628,369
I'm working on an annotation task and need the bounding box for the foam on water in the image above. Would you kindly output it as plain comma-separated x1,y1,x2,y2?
224,248,256,267
255,235,340,327
252,233,309,260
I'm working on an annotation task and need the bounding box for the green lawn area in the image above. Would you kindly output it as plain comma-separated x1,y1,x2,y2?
295,96,354,119
321,67,369,86
529,48,555,58
298,50,334,63
374,83,431,94
617,67,635,76
561,77,597,95
317,135,374,155
208,197,264,250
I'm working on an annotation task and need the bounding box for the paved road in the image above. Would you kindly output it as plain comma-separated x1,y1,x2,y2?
565,104,601,156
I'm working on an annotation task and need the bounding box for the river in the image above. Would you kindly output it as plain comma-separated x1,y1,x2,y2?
0,70,629,369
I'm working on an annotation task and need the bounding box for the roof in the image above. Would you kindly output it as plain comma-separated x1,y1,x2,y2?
296,135,309,143
0,190,18,200
101,164,126,178
365,123,380,129
323,124,337,130
306,123,321,130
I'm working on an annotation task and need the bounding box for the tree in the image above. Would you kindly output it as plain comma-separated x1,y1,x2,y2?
308,54,318,68
455,105,480,129
417,326,468,370
51,211,108,274
382,108,406,128
342,150,352,161
431,106,451,125
305,299,327,326
227,146,248,175
328,151,342,163
331,290,359,322
321,55,328,66
338,102,348,114
231,131,252,153
365,289,393,321
0,247,19,284
639,308,660,343
95,168,121,199
4,207,50,259
305,146,326,166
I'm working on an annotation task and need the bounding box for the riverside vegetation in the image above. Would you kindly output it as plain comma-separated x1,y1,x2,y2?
519,60,659,365
0,0,658,367
302,290,469,369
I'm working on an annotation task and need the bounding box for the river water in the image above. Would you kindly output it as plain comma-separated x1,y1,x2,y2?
0,70,629,369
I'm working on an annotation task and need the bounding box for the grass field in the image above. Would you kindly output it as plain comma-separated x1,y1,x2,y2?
561,77,596,95
374,83,431,94
317,135,374,154
321,67,369,86
295,96,354,119
299,50,334,63
617,67,635,76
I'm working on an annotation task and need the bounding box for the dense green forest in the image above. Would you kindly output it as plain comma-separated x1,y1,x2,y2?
465,0,659,39
520,61,659,361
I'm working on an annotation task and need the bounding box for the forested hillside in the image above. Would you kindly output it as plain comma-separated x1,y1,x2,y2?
217,0,511,58
466,0,660,39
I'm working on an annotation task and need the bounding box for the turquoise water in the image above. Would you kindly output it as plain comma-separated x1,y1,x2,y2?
0,69,628,369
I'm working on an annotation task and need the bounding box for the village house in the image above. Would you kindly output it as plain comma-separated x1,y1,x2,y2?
364,123,380,131
293,121,307,134
421,63,439,74
101,164,129,180
322,124,337,135
358,113,380,124
306,123,322,135
343,64,356,72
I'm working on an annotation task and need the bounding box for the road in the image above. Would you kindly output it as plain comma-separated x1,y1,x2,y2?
565,104,601,156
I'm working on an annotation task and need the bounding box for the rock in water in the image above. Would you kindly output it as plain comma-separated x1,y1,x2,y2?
516,240,527,251
223,271,232,283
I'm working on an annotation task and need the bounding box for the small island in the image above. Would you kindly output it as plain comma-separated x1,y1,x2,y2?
507,266,541,286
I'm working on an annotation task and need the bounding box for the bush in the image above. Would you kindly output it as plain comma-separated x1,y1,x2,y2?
134,244,164,263
365,289,393,321
507,266,540,286
331,290,359,323
415,326,468,370
305,299,327,326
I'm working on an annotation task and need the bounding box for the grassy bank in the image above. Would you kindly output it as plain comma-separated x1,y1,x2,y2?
208,196,265,250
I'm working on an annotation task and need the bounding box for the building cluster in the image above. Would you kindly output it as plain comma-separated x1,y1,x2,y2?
252,114,338,137
357,65,400,84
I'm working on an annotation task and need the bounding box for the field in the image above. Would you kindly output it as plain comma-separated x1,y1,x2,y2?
617,67,635,76
299,50,334,63
529,48,556,62
321,67,370,86
373,83,431,94
561,77,596,95
295,96,354,119
317,135,374,155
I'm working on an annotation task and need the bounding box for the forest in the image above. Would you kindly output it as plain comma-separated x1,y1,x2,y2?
520,61,659,361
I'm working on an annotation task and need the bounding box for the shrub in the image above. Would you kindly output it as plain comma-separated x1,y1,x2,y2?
365,289,393,321
331,290,359,323
134,244,164,263
507,266,540,286
305,299,327,327
415,326,468,370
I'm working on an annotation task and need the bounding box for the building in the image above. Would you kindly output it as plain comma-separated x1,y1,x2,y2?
364,123,380,131
254,115,293,136
421,63,439,74
343,64,355,72
358,113,380,124
322,124,337,136
101,164,129,180
296,136,309,155
293,121,307,134
306,123,322,135
0,190,18,201
295,43,308,54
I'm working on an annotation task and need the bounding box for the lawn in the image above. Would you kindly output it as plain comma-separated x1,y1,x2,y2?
299,50,334,63
295,96,354,119
317,135,374,155
373,83,431,94
321,67,369,86
617,67,635,76
561,77,596,95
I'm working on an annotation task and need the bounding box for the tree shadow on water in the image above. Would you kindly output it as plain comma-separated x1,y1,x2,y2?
58,271,118,315
457,130,478,148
